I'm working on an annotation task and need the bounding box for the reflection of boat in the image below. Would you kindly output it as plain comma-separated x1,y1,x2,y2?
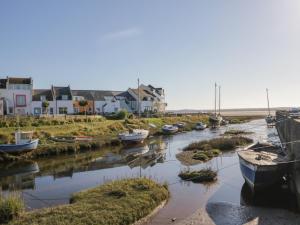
195,122,207,130
121,145,150,157
119,129,149,143
162,125,178,134
0,161,39,191
0,131,39,153
238,142,288,192
0,161,39,178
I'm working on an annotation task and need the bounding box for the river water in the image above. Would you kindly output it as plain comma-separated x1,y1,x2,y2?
0,119,293,224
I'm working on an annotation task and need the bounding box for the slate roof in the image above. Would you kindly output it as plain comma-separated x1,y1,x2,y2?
91,90,116,101
71,90,94,101
32,89,54,101
7,77,32,84
52,86,72,100
115,91,136,101
0,79,7,89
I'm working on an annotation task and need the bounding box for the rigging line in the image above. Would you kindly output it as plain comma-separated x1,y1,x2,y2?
22,191,52,207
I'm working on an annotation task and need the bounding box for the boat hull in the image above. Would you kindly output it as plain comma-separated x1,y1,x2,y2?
119,131,149,143
0,139,39,153
238,155,287,192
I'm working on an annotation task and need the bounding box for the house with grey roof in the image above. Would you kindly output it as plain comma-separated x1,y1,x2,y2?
127,84,166,113
31,89,55,115
72,90,95,114
0,77,33,115
51,86,74,114
92,90,121,114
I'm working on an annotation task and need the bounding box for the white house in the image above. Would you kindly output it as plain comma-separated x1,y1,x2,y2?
92,91,121,114
0,77,33,115
127,84,167,113
52,86,74,115
32,89,55,115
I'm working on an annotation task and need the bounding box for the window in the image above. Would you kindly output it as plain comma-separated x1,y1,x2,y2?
40,95,46,101
62,95,68,100
34,108,41,115
59,107,68,114
8,107,13,114
50,108,54,114
16,95,26,107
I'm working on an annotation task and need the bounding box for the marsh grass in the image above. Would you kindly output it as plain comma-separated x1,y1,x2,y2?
178,168,217,183
224,129,253,136
184,137,253,152
8,178,169,225
0,192,24,223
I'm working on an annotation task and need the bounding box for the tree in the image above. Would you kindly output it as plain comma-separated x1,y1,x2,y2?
42,101,50,115
79,100,89,117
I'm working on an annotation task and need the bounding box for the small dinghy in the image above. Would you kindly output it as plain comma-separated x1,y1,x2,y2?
162,125,178,134
174,122,186,129
195,122,207,130
119,129,149,143
238,142,288,192
0,131,39,153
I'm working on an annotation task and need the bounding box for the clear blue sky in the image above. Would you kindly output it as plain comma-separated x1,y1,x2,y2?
1,0,300,110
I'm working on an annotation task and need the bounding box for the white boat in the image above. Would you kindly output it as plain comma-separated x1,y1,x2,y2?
119,129,149,143
162,125,178,134
0,131,39,153
195,122,207,130
237,142,288,192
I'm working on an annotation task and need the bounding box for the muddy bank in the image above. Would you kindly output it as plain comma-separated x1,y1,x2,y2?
176,202,300,225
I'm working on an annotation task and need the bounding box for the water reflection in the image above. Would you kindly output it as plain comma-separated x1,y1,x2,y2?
0,119,293,223
0,161,39,191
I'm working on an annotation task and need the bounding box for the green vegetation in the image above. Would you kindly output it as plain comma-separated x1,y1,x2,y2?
7,178,169,225
224,129,253,136
178,169,217,183
0,192,24,224
225,115,263,124
184,137,253,152
176,136,252,166
0,115,209,161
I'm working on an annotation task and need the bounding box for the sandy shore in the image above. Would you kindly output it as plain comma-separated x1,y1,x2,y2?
175,202,300,225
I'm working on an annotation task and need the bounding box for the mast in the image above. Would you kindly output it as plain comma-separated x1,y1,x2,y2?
138,78,141,118
266,88,271,116
218,85,221,116
214,82,217,116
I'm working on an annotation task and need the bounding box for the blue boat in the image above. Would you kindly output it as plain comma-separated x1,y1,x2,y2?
0,131,39,153
238,143,288,192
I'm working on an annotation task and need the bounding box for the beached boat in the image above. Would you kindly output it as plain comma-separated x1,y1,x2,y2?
162,125,178,134
119,129,149,143
195,122,207,130
174,122,186,129
50,136,93,143
237,142,288,192
0,131,39,153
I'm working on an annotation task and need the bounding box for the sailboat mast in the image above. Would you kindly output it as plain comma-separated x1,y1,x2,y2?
218,85,221,116
214,83,217,116
266,88,270,116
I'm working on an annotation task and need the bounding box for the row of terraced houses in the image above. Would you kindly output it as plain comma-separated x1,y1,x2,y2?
0,77,167,116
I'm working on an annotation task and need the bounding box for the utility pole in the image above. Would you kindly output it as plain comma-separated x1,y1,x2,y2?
138,78,141,118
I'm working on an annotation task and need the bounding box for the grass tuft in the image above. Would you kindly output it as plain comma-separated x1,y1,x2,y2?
179,169,217,183
0,192,24,223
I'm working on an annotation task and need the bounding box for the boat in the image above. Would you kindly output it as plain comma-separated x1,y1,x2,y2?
174,122,186,129
0,131,39,153
74,136,93,142
162,125,178,134
209,83,222,128
50,136,93,143
195,122,207,130
119,129,149,143
265,88,276,126
237,142,288,192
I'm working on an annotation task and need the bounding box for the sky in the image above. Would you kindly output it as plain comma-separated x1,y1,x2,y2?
1,0,300,110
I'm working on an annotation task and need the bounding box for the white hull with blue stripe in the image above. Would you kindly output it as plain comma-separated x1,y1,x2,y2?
0,139,39,153
238,143,288,192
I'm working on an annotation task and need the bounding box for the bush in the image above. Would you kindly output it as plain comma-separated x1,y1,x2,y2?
192,152,209,161
179,169,217,183
0,192,24,223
